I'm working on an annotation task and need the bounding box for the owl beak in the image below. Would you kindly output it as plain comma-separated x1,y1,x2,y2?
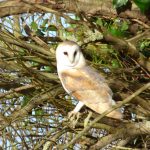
69,55,75,64
70,59,75,64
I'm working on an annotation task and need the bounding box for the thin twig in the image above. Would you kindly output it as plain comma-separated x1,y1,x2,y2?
0,84,35,99
57,82,150,149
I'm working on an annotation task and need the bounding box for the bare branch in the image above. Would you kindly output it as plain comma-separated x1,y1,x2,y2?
57,82,150,149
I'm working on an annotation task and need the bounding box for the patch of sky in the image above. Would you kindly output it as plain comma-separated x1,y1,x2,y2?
0,12,77,43
0,16,14,33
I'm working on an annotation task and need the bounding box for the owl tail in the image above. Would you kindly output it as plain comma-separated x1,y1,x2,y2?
107,109,123,120
84,100,123,120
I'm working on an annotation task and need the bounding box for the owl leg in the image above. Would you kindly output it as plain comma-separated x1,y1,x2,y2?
68,101,84,128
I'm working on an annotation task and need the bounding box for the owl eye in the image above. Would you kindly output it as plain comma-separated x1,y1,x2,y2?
74,51,77,57
63,52,68,55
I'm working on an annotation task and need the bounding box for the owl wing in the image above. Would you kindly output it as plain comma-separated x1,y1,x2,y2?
59,66,122,118
60,66,113,105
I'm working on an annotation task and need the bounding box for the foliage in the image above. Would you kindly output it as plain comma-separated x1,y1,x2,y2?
134,0,150,13
113,0,129,8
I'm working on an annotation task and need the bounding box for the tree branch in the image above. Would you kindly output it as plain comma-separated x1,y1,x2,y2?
57,82,150,149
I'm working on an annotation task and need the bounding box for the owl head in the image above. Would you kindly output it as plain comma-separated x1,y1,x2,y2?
56,41,86,71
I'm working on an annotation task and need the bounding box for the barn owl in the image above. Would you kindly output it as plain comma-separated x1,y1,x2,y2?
56,41,122,119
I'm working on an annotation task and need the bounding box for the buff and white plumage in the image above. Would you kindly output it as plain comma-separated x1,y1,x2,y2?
56,41,122,119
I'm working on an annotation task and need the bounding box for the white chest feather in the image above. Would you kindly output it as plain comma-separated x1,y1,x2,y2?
56,41,122,119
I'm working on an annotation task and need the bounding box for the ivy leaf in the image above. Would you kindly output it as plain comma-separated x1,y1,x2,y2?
31,21,38,31
96,18,103,26
113,0,128,8
109,27,124,37
111,59,120,68
35,108,44,116
31,61,39,67
134,0,150,13
121,21,128,31
43,66,54,72
140,40,150,57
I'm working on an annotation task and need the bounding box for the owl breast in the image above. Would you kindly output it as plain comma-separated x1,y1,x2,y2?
58,66,122,119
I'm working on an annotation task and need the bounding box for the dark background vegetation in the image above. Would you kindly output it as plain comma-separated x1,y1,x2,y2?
0,0,150,149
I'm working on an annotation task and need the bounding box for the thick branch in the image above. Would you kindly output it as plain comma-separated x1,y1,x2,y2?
0,0,149,25
90,121,150,149
0,84,35,99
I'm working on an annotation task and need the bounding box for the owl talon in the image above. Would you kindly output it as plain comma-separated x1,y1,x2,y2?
68,111,81,128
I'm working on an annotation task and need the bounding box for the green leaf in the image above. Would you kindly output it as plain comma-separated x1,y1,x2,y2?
31,21,38,31
134,0,150,13
111,59,120,68
140,40,150,57
96,18,103,26
35,108,44,116
31,61,39,67
121,21,128,31
47,25,57,31
21,96,30,108
43,66,54,72
109,27,124,37
113,0,128,8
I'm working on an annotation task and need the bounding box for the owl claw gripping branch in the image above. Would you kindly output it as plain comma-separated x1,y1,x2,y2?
68,111,81,128
56,40,123,126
